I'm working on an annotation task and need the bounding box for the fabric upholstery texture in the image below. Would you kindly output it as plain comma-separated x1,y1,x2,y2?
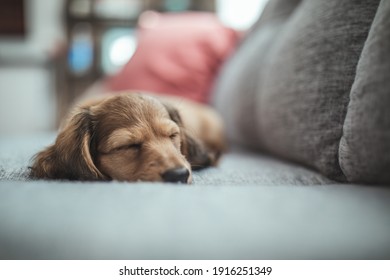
339,0,390,184
1,133,390,259
213,0,389,184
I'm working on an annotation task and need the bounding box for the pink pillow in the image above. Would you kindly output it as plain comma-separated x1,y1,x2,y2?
105,11,239,103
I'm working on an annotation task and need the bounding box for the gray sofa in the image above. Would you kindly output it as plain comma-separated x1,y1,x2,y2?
1,0,390,259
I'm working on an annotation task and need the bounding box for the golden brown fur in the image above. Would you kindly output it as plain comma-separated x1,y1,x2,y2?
30,92,225,183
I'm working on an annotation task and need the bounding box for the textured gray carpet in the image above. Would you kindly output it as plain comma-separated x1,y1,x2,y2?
0,133,389,259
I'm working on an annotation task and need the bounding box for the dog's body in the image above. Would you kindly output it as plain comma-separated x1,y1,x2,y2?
30,92,225,183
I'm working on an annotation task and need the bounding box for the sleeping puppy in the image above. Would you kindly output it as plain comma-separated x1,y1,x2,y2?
30,92,225,184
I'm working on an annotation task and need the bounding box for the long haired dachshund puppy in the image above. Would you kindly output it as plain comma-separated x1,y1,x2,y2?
30,92,225,183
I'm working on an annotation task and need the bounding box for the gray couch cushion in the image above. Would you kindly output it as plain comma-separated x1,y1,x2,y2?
212,0,302,150
339,0,390,184
1,181,390,259
213,0,389,184
1,135,390,259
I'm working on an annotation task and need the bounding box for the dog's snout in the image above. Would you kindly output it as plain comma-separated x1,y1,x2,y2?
162,167,190,183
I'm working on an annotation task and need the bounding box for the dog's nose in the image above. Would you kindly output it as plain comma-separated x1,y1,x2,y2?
162,167,190,183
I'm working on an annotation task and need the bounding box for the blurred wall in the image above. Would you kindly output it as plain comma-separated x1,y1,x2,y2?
0,66,56,134
0,0,64,135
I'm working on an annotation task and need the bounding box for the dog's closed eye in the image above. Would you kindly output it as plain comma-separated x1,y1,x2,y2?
112,143,142,152
169,132,179,139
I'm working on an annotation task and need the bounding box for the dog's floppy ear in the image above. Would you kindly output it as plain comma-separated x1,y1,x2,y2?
180,131,213,170
164,103,212,170
30,107,106,180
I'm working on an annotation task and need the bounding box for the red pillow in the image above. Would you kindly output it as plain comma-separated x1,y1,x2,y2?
105,11,239,103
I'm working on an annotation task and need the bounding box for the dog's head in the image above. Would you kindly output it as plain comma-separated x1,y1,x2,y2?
30,93,213,183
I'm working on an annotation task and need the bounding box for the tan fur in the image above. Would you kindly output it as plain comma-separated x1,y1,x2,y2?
30,92,226,183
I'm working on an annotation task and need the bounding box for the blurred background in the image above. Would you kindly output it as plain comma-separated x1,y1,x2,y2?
0,0,269,135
